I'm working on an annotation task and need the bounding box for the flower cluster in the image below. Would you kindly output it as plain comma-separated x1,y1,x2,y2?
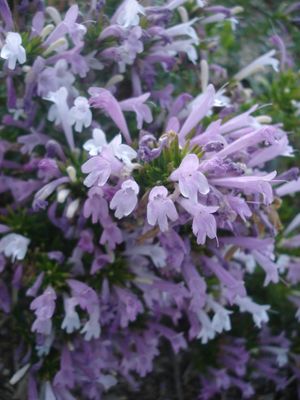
0,0,300,399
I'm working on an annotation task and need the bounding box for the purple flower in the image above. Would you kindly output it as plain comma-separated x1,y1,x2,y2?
120,93,153,129
147,186,178,231
38,158,60,181
67,279,101,340
115,286,144,327
0,0,13,31
37,59,75,97
81,156,111,187
180,199,218,244
210,171,277,205
192,205,218,245
89,87,131,144
170,154,210,203
30,286,56,335
110,180,139,219
182,260,207,311
178,84,215,142
100,220,123,250
83,187,109,224
54,346,75,389
203,256,246,301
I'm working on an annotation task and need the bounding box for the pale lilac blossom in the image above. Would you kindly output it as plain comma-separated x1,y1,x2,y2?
30,286,56,335
89,87,131,144
81,156,111,187
110,180,139,218
147,186,178,232
170,154,210,203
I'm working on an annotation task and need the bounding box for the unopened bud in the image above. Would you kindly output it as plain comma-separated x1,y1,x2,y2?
66,199,80,219
66,166,77,183
46,6,62,25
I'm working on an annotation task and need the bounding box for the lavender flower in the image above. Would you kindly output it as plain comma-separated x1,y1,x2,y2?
30,287,56,335
0,1,298,397
110,180,139,218
170,154,210,203
147,186,178,231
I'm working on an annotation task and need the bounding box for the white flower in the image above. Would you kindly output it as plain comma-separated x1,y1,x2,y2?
0,32,26,70
110,134,137,166
83,128,107,156
234,50,279,81
235,296,270,328
235,250,256,273
115,0,145,28
157,39,198,64
197,310,216,344
45,86,70,126
98,374,118,390
83,131,137,168
69,96,92,133
196,0,206,7
165,19,199,45
80,309,101,341
0,233,30,261
45,86,74,150
263,346,289,367
277,254,290,273
61,297,81,333
208,297,232,333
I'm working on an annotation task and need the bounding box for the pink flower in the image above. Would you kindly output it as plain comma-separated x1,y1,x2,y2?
110,180,139,219
170,154,209,203
147,186,178,232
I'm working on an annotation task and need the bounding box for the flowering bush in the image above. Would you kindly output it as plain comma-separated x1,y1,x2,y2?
0,1,300,399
